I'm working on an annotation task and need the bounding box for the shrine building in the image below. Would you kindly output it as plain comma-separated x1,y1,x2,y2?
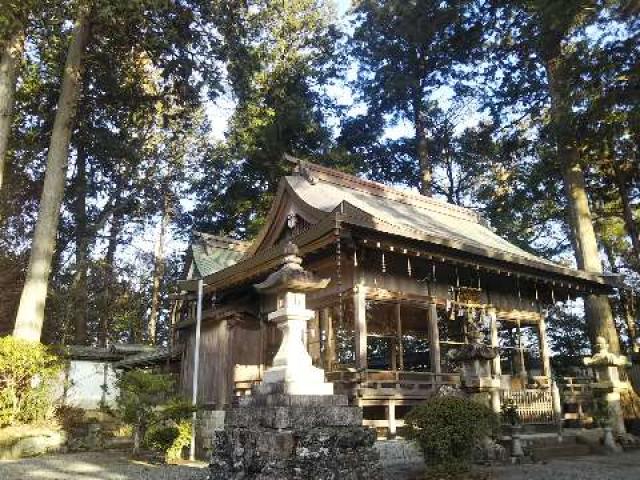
170,157,620,435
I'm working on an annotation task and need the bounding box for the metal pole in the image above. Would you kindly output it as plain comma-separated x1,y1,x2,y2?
189,278,203,461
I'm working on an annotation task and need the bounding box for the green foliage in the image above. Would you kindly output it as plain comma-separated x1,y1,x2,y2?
0,337,62,427
116,370,193,457
116,370,175,426
145,425,179,453
166,420,192,463
192,0,343,236
405,396,499,473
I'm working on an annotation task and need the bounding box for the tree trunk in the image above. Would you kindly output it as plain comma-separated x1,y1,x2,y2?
545,56,621,353
148,192,170,344
414,98,432,197
97,209,122,347
12,4,91,342
611,154,640,262
72,146,89,345
0,29,24,194
603,242,637,353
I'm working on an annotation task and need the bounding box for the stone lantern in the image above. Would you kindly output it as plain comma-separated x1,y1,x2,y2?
208,243,382,480
253,242,333,395
583,336,630,435
450,309,501,412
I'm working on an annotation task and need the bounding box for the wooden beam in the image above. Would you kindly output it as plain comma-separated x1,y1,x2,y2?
354,285,368,369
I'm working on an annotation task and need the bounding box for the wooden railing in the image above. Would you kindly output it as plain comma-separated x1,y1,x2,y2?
326,369,460,401
502,388,554,424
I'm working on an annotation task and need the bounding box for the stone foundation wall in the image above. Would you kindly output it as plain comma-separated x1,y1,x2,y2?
196,409,225,460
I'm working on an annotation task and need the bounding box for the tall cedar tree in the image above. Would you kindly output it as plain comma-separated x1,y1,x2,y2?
13,1,92,342
192,0,342,237
485,0,631,352
345,0,485,195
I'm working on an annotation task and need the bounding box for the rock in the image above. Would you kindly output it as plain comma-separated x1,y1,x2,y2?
0,430,67,460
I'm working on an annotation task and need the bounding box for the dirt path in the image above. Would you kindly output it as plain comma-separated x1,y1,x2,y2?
2,450,640,479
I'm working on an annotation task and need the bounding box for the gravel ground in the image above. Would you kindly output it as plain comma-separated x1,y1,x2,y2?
487,452,640,480
1,450,640,480
0,451,209,480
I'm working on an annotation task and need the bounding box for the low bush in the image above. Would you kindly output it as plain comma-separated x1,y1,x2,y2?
0,337,62,427
116,370,193,458
166,420,192,463
145,425,180,453
405,396,499,474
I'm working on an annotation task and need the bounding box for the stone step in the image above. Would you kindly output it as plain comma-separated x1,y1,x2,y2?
520,434,578,448
529,443,591,461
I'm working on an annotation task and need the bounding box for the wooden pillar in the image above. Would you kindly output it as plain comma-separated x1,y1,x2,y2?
538,314,552,379
516,319,527,383
488,308,501,377
386,399,397,439
320,307,334,370
427,302,441,375
354,285,368,369
396,302,404,371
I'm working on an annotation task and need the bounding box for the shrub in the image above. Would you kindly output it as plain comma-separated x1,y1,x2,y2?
405,396,500,474
116,370,194,457
166,420,192,463
116,370,175,454
0,337,62,427
145,425,180,452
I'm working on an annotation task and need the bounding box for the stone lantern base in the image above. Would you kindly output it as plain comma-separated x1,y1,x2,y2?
208,385,382,480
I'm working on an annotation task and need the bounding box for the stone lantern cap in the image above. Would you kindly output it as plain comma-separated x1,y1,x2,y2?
583,336,630,367
254,242,330,294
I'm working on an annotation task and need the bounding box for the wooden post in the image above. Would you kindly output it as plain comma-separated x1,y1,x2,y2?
386,399,397,439
189,278,203,461
427,302,441,375
538,314,552,379
488,308,501,377
320,308,334,370
396,302,404,371
516,320,527,383
354,285,368,369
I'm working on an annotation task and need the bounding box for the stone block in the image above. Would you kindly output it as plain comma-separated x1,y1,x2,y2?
209,393,381,479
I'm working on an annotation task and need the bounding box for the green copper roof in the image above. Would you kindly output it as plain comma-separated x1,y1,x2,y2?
190,233,250,278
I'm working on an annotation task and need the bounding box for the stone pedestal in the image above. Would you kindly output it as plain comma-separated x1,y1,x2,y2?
209,386,382,479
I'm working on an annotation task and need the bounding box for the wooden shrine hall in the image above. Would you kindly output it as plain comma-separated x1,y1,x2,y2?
172,158,620,434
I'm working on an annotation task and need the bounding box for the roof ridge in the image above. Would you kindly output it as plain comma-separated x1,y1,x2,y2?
193,231,252,250
291,157,485,224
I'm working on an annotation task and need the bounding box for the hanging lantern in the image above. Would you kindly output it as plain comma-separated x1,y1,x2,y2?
381,251,386,273
407,257,412,277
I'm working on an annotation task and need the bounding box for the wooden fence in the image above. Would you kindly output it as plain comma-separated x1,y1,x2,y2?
502,388,554,424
